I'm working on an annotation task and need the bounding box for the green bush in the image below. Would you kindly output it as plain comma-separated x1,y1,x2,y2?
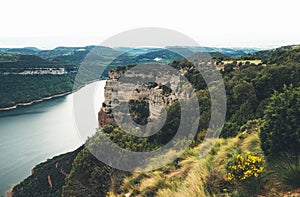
260,85,300,156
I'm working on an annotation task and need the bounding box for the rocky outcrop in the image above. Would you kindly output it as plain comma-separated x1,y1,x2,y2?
98,108,115,127
98,65,190,127
6,188,13,197
47,175,53,189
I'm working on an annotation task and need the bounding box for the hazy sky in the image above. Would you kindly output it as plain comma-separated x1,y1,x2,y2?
0,0,299,49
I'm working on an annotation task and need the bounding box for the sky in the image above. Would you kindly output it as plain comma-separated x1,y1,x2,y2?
0,0,300,49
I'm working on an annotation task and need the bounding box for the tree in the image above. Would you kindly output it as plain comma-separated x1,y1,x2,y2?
260,85,300,156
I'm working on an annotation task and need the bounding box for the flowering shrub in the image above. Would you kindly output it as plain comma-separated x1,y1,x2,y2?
227,152,264,182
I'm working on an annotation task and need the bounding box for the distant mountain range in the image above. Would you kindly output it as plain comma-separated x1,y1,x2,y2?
0,45,259,56
2,44,300,77
0,45,260,64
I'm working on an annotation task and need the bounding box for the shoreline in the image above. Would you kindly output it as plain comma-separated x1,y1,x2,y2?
0,79,103,111
0,91,73,111
1,79,105,196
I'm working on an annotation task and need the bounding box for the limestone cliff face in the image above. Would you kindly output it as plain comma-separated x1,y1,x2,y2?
98,65,193,127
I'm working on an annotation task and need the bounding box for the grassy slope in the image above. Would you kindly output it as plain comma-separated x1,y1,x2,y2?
108,128,263,197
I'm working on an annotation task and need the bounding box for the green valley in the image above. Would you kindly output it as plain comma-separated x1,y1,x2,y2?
10,45,300,197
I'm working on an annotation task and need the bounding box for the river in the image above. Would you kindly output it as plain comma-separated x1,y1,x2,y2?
0,80,106,196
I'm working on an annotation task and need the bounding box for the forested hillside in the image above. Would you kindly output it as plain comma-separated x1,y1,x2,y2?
11,45,300,197
0,46,254,109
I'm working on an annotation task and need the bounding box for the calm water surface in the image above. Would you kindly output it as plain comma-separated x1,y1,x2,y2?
0,80,106,195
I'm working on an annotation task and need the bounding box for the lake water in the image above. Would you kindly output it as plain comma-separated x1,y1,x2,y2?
0,80,106,196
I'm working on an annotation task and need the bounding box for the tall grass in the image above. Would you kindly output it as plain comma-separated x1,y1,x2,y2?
268,153,300,189
114,132,264,197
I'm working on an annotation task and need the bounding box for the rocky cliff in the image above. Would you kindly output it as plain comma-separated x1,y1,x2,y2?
98,63,196,128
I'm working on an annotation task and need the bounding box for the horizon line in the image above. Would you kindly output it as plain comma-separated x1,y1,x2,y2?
0,44,291,51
